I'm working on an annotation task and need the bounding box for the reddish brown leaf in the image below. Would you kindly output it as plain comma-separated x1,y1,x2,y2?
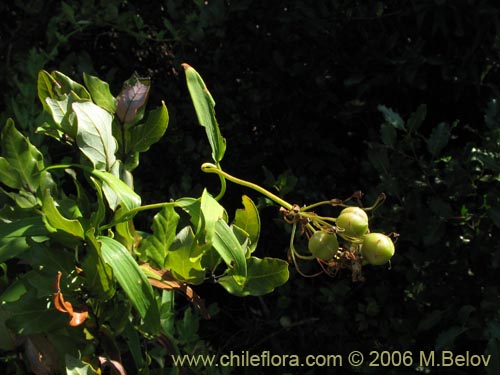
53,272,88,327
142,263,211,319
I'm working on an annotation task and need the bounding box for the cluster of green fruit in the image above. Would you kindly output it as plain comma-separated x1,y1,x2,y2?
308,206,395,266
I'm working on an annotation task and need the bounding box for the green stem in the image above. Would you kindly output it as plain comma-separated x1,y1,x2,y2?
99,201,174,230
301,200,338,211
201,163,293,209
214,162,226,201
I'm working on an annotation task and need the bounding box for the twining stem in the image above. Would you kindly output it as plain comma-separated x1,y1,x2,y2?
201,163,293,210
214,162,226,201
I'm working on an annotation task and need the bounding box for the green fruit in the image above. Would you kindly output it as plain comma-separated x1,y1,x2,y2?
308,231,339,260
361,233,395,265
336,207,369,237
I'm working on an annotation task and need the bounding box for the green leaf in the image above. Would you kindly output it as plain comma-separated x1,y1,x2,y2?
164,226,206,284
141,205,180,268
377,105,405,130
99,236,160,333
37,70,57,112
65,354,99,375
73,101,117,171
45,95,78,139
82,231,115,300
367,145,389,175
91,169,141,211
406,104,427,132
233,195,260,254
3,288,68,334
213,219,247,285
380,123,397,147
42,190,85,241
0,216,48,262
128,101,169,153
83,72,118,114
0,119,44,191
200,189,225,243
183,64,226,163
0,158,21,189
427,122,450,157
52,71,91,100
218,257,289,296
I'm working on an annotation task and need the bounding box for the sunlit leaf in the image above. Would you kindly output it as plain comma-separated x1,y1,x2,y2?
116,76,150,123
218,257,289,296
52,71,91,100
83,73,118,114
183,64,226,163
128,101,169,153
212,219,247,285
82,231,115,300
73,101,117,171
0,119,44,191
141,204,179,268
53,272,88,327
99,236,160,334
233,195,260,254
141,263,210,319
42,190,85,241
164,226,206,284
91,169,141,211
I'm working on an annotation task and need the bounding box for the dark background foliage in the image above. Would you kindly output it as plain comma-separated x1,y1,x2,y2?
2,0,500,374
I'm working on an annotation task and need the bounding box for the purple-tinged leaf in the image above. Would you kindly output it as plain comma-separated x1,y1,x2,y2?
116,78,150,123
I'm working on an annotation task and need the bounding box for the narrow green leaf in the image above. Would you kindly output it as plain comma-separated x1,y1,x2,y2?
82,231,115,300
0,119,44,191
233,195,260,253
141,205,180,268
83,72,118,114
218,257,289,296
427,122,450,157
99,236,160,333
128,101,169,153
91,169,141,211
183,64,226,163
377,105,405,130
213,219,247,285
73,101,117,171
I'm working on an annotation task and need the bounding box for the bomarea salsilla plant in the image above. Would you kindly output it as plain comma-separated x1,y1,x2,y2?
0,64,396,373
